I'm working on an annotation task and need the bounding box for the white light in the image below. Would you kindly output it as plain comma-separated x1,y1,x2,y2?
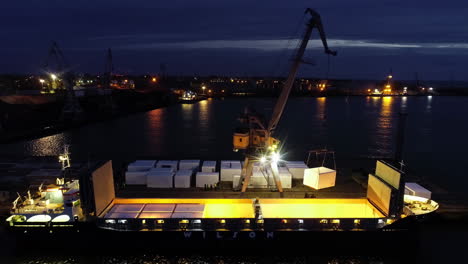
429,87,433,91
271,152,280,163
260,156,266,163
403,87,407,90
39,79,45,83
50,74,57,80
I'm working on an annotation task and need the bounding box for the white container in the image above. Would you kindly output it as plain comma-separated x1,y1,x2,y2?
196,172,219,187
286,161,308,179
405,183,431,199
127,160,156,172
135,160,157,167
220,160,242,181
232,173,292,189
147,168,175,188
303,167,336,189
280,174,292,188
125,171,147,185
179,160,200,171
156,160,179,170
174,170,192,188
201,160,217,173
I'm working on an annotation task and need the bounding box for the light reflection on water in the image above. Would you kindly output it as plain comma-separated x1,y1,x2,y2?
316,97,326,121
1,97,468,194
24,133,67,156
145,108,165,152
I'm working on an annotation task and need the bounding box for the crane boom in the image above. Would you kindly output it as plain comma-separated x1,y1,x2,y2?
267,8,336,134
233,8,336,195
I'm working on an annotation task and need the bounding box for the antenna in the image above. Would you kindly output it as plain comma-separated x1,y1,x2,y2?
59,144,71,183
399,160,406,172
59,144,71,170
12,196,20,211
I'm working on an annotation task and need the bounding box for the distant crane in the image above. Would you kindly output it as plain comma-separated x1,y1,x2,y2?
103,48,116,112
233,8,336,195
46,41,82,120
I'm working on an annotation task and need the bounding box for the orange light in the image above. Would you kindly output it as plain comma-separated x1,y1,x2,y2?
368,89,371,92
152,77,157,82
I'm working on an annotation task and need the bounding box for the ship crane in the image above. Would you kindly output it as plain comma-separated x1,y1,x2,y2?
233,8,336,195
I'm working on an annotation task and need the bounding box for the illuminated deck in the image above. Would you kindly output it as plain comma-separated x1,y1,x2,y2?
102,198,384,219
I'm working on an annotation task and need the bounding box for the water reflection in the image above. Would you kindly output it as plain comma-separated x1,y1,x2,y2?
316,97,326,120
198,99,211,133
25,133,67,156
373,96,394,156
146,108,165,148
426,96,432,112
370,96,381,107
401,96,407,112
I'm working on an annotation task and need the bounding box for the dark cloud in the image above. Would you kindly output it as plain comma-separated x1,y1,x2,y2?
1,0,467,80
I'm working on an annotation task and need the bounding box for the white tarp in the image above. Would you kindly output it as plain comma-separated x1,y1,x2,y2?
220,160,242,181
232,173,292,189
156,160,179,170
147,168,175,188
405,182,431,199
303,167,336,189
179,160,200,171
174,170,192,188
286,161,308,179
196,172,219,187
127,160,156,172
125,171,147,185
201,160,217,173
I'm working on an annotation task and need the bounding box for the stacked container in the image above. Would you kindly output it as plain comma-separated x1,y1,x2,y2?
201,160,217,173
220,160,242,181
147,167,175,188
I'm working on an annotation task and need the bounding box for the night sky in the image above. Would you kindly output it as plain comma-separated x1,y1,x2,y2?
1,0,468,80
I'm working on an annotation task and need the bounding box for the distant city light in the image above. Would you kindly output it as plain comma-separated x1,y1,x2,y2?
50,74,57,80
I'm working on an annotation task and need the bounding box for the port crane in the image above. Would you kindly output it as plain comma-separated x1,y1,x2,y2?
233,8,336,195
45,41,82,120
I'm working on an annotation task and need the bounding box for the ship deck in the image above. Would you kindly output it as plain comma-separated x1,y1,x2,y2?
102,198,384,219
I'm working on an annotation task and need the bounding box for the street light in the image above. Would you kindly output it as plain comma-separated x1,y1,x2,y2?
201,85,206,95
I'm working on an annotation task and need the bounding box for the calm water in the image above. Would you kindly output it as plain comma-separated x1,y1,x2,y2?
1,96,467,194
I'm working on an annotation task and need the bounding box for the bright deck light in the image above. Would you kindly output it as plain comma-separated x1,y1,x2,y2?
271,152,280,163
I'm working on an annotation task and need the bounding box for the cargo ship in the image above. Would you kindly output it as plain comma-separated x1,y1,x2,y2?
5,157,438,234
2,10,439,253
